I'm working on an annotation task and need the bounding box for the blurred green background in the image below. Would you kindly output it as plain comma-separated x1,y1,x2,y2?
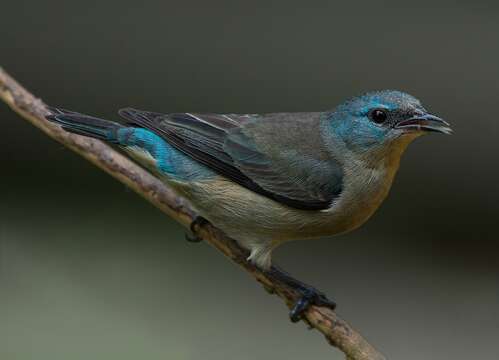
1,1,498,359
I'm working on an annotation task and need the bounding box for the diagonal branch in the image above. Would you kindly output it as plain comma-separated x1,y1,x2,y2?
0,67,386,360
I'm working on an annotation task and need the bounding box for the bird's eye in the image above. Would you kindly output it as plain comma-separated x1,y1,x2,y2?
368,109,388,124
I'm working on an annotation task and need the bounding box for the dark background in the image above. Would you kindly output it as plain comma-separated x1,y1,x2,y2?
1,1,498,359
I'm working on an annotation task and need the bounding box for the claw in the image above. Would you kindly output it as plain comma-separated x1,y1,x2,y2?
290,296,311,322
267,266,336,322
289,287,336,322
184,232,203,243
185,216,209,243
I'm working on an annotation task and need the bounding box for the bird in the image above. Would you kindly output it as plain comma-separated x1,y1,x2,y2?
46,90,451,321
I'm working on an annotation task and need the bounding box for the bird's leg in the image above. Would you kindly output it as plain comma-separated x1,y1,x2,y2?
184,215,210,243
267,266,336,322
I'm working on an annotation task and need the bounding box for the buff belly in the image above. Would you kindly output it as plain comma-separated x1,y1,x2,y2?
166,172,393,269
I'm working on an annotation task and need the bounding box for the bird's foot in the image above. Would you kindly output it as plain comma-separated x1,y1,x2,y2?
288,285,336,323
184,215,209,243
268,266,336,322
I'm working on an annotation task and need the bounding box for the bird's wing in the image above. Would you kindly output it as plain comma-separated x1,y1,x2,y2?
118,108,343,210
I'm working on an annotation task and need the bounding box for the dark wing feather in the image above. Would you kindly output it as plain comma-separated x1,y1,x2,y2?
118,108,342,210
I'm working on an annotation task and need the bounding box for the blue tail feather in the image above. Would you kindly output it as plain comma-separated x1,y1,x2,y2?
46,108,123,143
46,108,216,181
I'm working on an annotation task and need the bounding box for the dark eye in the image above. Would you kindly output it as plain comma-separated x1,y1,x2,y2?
368,109,388,124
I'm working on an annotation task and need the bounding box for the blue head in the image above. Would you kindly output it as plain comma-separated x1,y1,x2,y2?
323,90,451,160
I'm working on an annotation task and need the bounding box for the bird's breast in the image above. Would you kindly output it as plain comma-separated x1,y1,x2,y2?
171,159,399,244
320,157,401,235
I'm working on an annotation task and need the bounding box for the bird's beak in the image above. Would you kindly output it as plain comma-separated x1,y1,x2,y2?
395,113,452,135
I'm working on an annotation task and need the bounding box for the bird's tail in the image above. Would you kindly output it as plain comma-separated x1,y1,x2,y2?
46,107,124,143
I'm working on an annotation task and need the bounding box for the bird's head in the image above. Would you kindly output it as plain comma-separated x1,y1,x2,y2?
323,90,451,161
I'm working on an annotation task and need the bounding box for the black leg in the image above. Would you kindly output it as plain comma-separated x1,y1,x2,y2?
185,215,209,243
267,266,336,322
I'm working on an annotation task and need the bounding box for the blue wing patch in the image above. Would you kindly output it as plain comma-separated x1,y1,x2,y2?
117,128,216,181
